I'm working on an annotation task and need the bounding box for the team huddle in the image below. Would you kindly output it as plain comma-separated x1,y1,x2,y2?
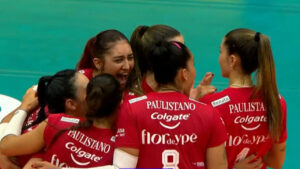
0,25,287,169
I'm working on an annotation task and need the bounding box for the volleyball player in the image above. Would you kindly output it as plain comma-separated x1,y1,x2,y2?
0,74,122,168
200,28,287,169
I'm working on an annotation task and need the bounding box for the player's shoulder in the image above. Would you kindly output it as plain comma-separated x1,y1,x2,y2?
48,113,80,126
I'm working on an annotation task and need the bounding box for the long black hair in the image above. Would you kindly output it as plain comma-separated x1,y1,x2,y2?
23,69,77,131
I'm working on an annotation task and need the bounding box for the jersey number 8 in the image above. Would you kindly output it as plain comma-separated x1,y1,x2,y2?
162,150,179,169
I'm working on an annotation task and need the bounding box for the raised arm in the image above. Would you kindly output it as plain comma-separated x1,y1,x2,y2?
1,86,38,123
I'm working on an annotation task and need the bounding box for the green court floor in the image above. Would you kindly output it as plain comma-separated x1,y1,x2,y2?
0,0,299,168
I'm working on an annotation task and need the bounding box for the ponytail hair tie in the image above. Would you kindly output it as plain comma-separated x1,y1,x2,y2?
254,32,260,42
172,41,182,49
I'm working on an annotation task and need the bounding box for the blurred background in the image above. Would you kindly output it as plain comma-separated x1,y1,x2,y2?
0,0,298,168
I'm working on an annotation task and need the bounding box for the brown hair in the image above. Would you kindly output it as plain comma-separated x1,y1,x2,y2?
76,30,128,70
130,25,181,77
224,28,282,140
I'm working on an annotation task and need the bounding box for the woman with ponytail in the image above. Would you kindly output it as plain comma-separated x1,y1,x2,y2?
130,24,184,93
130,24,216,99
76,41,228,169
0,69,89,168
76,30,141,96
200,28,287,169
0,74,122,168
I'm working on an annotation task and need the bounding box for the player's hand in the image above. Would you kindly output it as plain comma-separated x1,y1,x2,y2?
234,154,263,169
190,72,216,100
19,85,39,113
31,161,60,169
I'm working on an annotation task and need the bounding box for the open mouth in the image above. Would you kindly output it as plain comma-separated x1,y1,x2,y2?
116,73,129,87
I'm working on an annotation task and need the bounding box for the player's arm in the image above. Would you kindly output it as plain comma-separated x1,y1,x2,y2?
263,141,286,169
1,86,38,123
206,142,228,169
0,120,46,156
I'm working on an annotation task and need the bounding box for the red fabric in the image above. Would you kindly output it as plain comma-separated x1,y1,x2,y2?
141,78,154,94
78,68,93,80
116,91,227,169
200,87,287,169
122,91,137,102
18,106,50,167
42,114,115,167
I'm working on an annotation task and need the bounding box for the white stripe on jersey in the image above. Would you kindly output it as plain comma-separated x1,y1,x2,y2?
61,116,80,124
129,95,147,104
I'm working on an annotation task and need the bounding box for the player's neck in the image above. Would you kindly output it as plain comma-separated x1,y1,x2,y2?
145,72,159,91
158,84,180,93
93,116,115,129
229,73,253,88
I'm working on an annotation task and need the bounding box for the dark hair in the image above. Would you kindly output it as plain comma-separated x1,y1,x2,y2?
130,25,181,76
85,73,122,119
224,28,282,140
76,30,128,70
23,69,77,130
76,37,96,70
150,41,191,84
49,74,122,147
93,30,128,63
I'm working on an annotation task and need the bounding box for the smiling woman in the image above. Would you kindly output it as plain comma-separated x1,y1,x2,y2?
76,30,134,89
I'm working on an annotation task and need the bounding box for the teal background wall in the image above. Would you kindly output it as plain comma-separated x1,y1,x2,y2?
0,0,299,168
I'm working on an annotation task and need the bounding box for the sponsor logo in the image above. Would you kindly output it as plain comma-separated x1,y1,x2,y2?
193,162,205,167
234,115,267,131
227,134,269,147
67,130,111,153
65,142,102,166
61,116,80,124
117,128,125,137
129,95,147,104
229,102,265,114
151,112,190,129
51,154,68,167
141,129,197,145
211,96,230,107
146,100,196,111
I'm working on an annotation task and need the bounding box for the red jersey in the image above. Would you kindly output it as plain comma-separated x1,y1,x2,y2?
18,106,50,167
116,91,227,169
43,114,115,168
141,78,154,94
200,87,287,169
123,91,137,103
78,68,93,80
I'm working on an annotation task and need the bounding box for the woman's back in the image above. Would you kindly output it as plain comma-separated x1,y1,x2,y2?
43,113,115,168
116,91,227,169
200,87,287,168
